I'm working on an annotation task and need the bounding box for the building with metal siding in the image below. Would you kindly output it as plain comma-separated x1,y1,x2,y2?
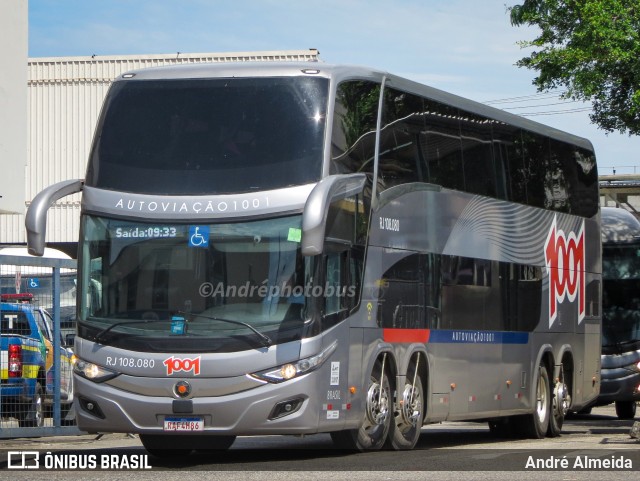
0,49,320,252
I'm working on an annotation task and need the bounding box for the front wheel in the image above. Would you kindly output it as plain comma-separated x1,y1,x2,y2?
386,373,424,450
331,360,392,451
615,400,637,420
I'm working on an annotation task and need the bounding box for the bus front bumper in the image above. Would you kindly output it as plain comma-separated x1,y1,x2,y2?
74,371,340,435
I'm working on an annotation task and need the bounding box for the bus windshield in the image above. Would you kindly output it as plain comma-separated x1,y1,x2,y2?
79,214,314,352
86,76,328,195
602,244,640,352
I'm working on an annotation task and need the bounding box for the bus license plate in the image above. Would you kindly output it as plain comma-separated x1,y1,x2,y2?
163,417,204,432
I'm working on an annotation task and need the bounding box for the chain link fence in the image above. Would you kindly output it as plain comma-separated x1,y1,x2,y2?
0,250,83,438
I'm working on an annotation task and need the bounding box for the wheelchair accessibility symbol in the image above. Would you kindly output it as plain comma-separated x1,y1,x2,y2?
188,226,209,248
29,278,40,288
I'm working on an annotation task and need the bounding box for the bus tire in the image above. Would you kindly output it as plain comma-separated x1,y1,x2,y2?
386,373,424,450
19,382,44,428
615,400,637,420
548,377,568,437
514,364,551,439
330,361,391,451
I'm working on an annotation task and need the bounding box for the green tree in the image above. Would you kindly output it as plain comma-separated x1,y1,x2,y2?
509,0,640,135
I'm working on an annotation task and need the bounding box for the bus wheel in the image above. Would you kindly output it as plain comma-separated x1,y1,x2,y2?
548,376,569,437
330,360,391,451
514,364,551,439
387,373,424,450
19,382,44,428
139,434,193,457
615,400,637,420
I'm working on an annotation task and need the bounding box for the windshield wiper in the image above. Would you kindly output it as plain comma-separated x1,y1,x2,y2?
92,318,172,343
178,311,272,348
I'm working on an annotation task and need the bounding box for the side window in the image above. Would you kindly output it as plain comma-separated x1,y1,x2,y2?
421,100,464,190
377,254,425,330
323,249,362,322
35,310,52,341
521,131,549,209
324,253,344,316
377,89,425,190
547,140,599,218
573,147,598,218
493,124,523,202
502,263,542,332
546,139,574,213
0,311,32,336
503,127,528,205
330,80,381,176
459,111,497,197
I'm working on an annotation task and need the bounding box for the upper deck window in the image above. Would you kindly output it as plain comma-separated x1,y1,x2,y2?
86,76,328,195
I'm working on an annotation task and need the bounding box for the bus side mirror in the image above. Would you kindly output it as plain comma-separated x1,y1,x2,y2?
301,174,366,256
25,179,84,256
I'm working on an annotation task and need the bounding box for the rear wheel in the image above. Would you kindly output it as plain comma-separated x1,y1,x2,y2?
513,364,551,439
548,374,569,437
386,368,424,450
19,382,44,428
331,360,391,451
615,400,637,420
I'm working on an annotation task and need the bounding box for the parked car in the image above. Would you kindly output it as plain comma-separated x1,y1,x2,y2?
0,294,75,427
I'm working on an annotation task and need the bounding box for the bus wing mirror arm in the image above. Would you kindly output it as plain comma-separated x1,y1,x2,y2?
25,179,84,256
301,173,366,256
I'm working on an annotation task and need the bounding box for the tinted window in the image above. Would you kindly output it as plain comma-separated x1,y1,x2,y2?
87,77,328,194
459,111,497,197
330,80,380,176
520,132,549,209
421,100,464,190
0,310,33,336
377,89,425,189
378,254,425,329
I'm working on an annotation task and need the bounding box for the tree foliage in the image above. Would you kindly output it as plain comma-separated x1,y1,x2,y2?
509,0,640,135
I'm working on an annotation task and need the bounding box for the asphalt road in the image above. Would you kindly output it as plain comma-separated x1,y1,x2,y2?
1,405,638,480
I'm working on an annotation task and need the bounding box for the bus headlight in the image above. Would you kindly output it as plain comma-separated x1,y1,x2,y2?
74,359,119,383
250,341,337,384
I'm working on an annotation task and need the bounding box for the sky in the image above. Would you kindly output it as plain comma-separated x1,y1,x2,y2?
27,0,640,175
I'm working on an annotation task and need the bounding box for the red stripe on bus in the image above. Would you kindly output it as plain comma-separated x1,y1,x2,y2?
383,329,430,343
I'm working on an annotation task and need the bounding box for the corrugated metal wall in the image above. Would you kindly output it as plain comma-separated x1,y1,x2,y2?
0,49,320,246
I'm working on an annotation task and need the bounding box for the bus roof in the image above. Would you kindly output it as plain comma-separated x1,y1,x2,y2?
601,207,640,244
0,246,75,276
0,246,72,260
115,61,594,152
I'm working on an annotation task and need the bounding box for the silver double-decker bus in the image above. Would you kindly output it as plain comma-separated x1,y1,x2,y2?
26,62,601,454
597,207,640,419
